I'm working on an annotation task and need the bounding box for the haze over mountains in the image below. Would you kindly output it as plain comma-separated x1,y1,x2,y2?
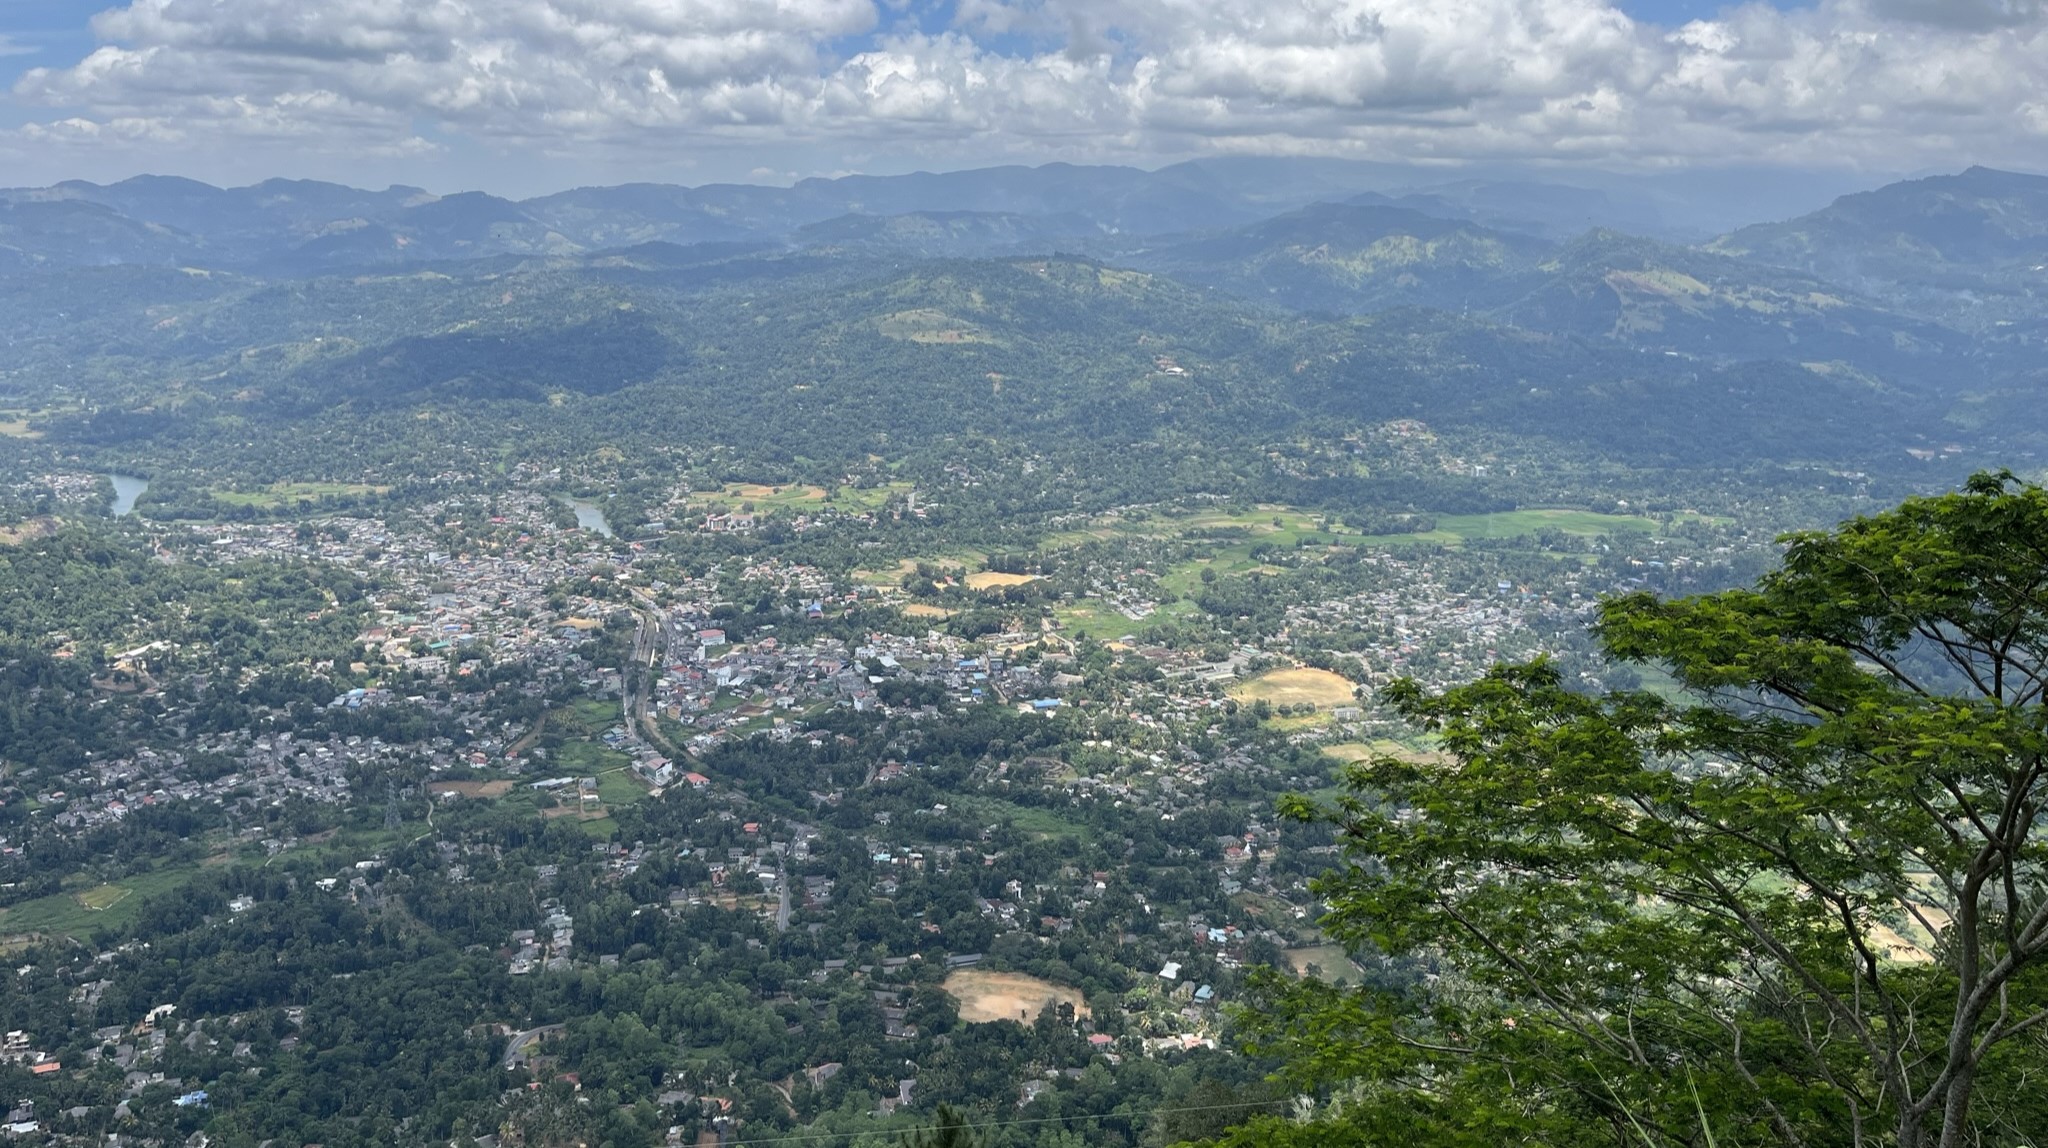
3,159,2046,484
0,159,1896,272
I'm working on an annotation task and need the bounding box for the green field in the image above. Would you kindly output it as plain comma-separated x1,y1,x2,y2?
210,481,388,508
77,884,133,911
1053,598,1132,636
595,768,650,806
1052,503,1675,561
1388,508,1659,544
554,699,623,736
688,480,912,514
823,482,913,512
555,741,632,774
0,865,201,939
962,797,1089,840
1156,553,1282,598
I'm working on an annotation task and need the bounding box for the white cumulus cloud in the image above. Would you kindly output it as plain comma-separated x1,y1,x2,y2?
2,0,2043,190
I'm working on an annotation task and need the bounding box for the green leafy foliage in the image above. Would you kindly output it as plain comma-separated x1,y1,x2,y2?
1235,474,2048,1148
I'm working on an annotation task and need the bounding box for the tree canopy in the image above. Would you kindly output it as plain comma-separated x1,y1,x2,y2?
1224,472,2048,1148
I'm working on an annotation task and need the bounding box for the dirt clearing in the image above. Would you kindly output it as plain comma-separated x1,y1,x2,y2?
965,571,1042,590
429,780,516,799
1233,668,1356,708
943,970,1090,1024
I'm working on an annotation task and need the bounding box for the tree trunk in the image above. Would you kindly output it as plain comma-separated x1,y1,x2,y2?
1936,1064,1975,1148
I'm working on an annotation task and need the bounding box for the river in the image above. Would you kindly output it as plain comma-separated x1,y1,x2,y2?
110,474,149,517
562,497,615,538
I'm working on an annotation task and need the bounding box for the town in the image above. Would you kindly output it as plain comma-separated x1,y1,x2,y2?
0,462,1763,1146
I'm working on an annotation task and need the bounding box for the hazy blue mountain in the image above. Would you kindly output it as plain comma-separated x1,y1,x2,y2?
1,162,2030,430
1493,230,1962,378
511,182,767,249
1712,166,2048,328
0,160,1873,276
1718,167,2048,274
0,196,200,267
44,176,431,263
1,176,570,269
1111,203,1959,384
1123,202,1553,313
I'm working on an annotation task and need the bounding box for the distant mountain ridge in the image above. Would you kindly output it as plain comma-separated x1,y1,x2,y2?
6,161,2047,438
1711,166,2048,329
1717,167,2048,275
0,159,1870,276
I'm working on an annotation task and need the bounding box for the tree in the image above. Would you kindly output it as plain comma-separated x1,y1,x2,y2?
1227,474,2048,1148
898,1103,985,1148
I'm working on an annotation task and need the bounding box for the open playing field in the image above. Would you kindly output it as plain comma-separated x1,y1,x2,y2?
595,768,650,806
902,603,955,618
1285,944,1364,984
78,884,132,911
960,797,1088,840
210,481,388,508
1232,668,1357,708
944,969,1091,1024
964,571,1041,590
0,864,201,938
687,482,831,510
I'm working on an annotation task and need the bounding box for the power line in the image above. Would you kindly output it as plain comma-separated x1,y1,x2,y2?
719,1098,1290,1147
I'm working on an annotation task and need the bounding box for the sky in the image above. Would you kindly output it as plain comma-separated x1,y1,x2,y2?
0,0,2039,196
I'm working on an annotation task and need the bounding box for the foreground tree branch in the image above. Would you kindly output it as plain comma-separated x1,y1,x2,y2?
1220,473,2048,1148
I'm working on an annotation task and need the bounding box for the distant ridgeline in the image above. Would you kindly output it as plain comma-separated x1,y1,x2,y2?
1,162,2043,511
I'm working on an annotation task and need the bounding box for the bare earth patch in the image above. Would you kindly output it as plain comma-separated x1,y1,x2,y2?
429,780,516,799
943,969,1091,1024
1285,944,1363,983
964,571,1041,590
1232,668,1357,708
0,517,59,546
